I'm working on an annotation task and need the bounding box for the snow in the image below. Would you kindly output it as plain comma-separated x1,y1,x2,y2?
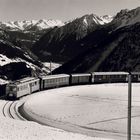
0,19,64,31
100,15,113,24
0,78,8,85
0,100,110,140
23,83,140,140
92,15,113,25
43,62,61,72
35,19,64,29
0,54,20,66
1,83,140,140
83,18,88,26
0,54,40,71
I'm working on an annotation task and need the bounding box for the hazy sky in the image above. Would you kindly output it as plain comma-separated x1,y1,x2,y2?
0,0,140,21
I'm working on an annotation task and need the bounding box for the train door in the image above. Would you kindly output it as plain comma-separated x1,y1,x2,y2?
92,74,94,83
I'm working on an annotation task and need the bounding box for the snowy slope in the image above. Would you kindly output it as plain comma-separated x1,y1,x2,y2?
82,14,113,26
0,100,112,140
0,39,48,80
0,54,22,66
23,84,140,140
0,19,64,31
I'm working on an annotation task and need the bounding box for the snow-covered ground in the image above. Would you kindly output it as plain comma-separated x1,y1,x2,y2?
43,62,61,72
0,116,104,140
0,89,112,140
23,83,140,140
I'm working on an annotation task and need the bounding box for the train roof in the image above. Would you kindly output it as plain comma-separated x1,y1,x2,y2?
40,74,70,80
11,77,39,85
92,72,128,75
131,72,140,74
71,73,91,76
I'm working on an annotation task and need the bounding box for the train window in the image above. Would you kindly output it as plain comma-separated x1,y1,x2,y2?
49,79,52,83
51,79,54,83
103,75,106,79
61,78,63,82
107,75,110,78
12,87,16,91
32,83,34,86
95,75,98,78
60,78,62,82
47,79,50,83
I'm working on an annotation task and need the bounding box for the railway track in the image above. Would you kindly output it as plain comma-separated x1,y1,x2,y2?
2,101,26,121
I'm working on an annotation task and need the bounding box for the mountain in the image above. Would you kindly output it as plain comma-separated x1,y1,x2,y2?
0,19,65,54
52,7,140,74
0,39,48,80
32,14,113,63
0,19,64,31
111,7,140,29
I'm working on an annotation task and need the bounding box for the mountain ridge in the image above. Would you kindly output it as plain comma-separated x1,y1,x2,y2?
32,14,113,63
0,19,64,31
51,7,140,73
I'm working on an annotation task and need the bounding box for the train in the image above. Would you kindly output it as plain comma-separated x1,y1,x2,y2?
1,72,140,99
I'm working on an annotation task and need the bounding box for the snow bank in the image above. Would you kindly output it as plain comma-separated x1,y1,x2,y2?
0,100,111,140
0,117,105,140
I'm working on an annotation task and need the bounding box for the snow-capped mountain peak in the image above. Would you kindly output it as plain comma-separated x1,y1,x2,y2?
100,15,113,24
82,14,113,26
0,19,64,31
35,19,64,29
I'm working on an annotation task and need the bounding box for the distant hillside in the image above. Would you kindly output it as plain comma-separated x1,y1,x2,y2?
0,39,48,80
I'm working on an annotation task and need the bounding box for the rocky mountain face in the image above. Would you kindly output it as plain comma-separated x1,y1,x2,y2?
32,14,113,63
52,7,140,74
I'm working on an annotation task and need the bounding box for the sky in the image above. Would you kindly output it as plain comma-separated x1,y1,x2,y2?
0,0,140,22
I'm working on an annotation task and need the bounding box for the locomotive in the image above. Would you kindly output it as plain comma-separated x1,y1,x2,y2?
2,72,140,99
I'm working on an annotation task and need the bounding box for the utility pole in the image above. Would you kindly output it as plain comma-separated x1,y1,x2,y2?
50,61,52,75
128,72,132,140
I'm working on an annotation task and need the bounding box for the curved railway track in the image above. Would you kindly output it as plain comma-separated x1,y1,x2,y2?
2,101,26,121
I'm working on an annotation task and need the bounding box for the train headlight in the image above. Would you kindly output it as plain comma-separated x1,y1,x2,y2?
9,93,13,97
